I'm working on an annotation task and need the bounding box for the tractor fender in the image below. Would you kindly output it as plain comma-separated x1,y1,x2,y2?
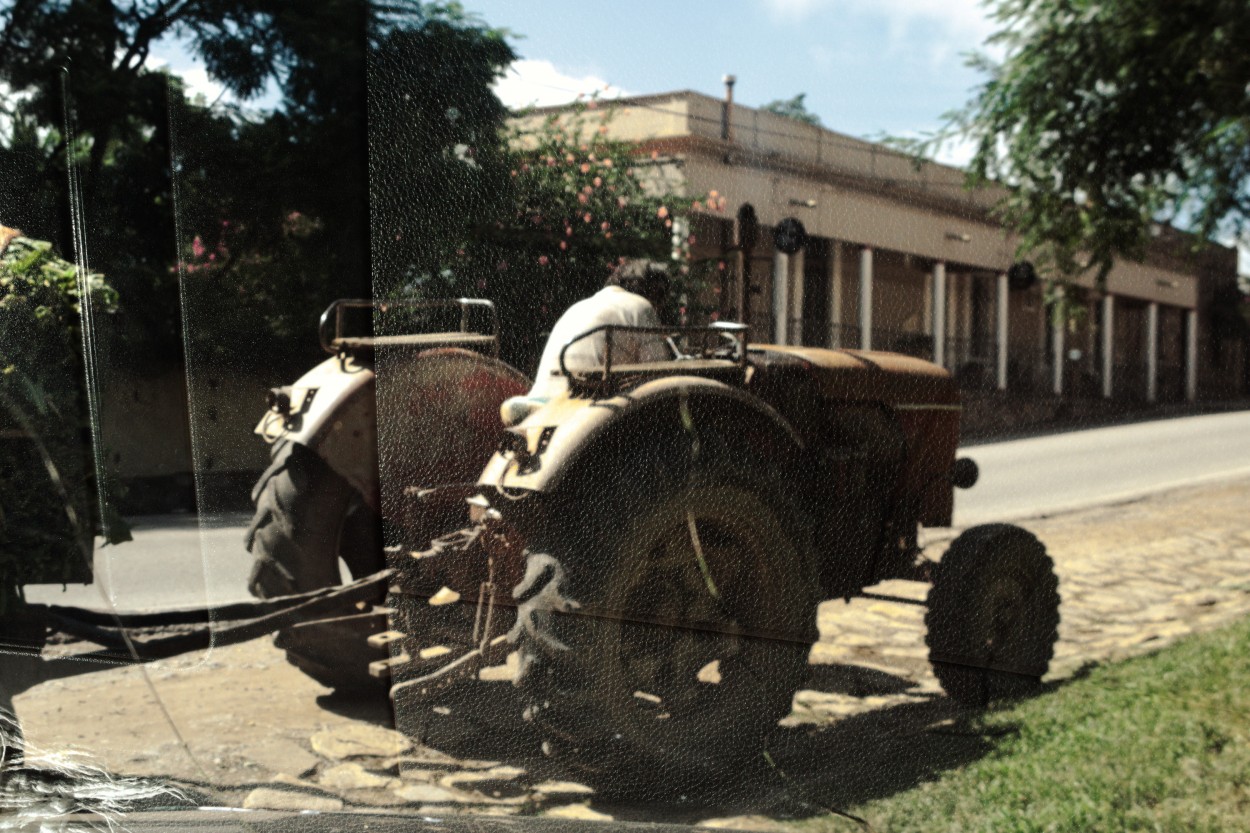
254,354,380,509
257,349,530,516
478,375,805,496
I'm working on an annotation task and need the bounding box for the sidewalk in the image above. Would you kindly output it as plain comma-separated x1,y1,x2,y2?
10,476,1250,819
795,475,1250,725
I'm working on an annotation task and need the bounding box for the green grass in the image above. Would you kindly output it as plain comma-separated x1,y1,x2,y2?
805,619,1250,832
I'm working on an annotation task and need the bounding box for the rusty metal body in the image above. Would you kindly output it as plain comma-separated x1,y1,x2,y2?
474,336,963,602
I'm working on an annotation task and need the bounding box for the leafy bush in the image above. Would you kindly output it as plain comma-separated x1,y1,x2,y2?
0,230,126,613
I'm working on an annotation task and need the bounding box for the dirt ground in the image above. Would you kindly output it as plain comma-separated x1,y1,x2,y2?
8,475,1250,825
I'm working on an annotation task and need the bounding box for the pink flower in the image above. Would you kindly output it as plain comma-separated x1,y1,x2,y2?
578,193,588,204
583,213,592,223
692,200,703,211
580,163,591,173
603,158,613,167
593,177,602,187
657,206,669,219
604,231,612,239
560,240,568,250
600,221,610,231
565,153,576,163
617,197,628,208
208,253,217,262
688,235,697,245
650,150,659,160
538,255,550,266
665,219,673,228
192,236,205,257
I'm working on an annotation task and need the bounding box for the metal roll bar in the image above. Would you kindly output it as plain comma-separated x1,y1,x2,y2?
318,298,501,355
557,322,750,382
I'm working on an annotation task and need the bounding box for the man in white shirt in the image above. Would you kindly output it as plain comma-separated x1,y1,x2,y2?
526,260,673,401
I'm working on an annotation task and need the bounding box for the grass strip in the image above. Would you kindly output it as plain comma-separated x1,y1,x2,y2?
804,617,1250,832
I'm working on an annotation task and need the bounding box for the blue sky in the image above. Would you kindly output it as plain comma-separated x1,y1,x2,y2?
145,1,997,161
466,0,997,162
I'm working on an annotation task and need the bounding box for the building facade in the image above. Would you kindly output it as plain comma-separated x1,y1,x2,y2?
516,90,1246,403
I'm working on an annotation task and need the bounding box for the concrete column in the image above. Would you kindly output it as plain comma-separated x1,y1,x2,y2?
1185,307,1199,402
1051,290,1065,396
1146,301,1159,402
828,242,843,347
732,250,745,321
932,261,947,368
996,272,1009,390
1102,294,1115,399
791,248,805,346
859,247,874,350
772,251,789,345
923,271,934,336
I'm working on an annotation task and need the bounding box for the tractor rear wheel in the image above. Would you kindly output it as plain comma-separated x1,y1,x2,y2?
509,429,818,799
925,524,1060,706
245,440,386,691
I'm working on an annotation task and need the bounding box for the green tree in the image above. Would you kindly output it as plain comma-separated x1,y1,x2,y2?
918,0,1250,282
0,1,519,374
0,231,127,612
761,93,821,126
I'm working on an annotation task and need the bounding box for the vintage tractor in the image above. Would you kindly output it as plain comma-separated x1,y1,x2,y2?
246,304,1060,797
243,298,529,689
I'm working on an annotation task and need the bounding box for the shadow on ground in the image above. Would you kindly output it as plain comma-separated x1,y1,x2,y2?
313,658,1047,822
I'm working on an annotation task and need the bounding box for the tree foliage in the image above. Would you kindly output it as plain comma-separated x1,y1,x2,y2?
916,0,1250,282
0,231,126,611
761,93,821,126
444,104,724,368
1,1,518,375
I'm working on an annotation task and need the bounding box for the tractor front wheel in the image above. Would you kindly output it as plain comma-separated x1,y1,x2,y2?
925,524,1060,706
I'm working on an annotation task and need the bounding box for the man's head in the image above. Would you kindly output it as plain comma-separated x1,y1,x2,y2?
606,259,670,309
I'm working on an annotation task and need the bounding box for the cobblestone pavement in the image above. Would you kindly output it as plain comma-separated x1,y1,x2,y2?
11,477,1250,823
790,476,1250,728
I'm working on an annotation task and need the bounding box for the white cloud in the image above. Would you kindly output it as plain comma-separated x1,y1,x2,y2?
141,52,228,105
761,0,996,43
493,59,631,111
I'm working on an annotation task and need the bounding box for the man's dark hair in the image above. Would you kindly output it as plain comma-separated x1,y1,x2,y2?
606,259,670,308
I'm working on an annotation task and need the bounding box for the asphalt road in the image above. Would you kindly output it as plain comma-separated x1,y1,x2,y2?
25,409,1250,613
954,409,1250,527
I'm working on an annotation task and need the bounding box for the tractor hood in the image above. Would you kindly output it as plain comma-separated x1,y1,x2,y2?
749,345,960,407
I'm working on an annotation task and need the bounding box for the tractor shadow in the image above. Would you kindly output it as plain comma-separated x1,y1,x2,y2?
313,658,1073,822
606,660,1074,822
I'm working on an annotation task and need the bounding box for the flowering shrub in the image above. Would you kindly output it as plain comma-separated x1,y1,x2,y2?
443,101,727,368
